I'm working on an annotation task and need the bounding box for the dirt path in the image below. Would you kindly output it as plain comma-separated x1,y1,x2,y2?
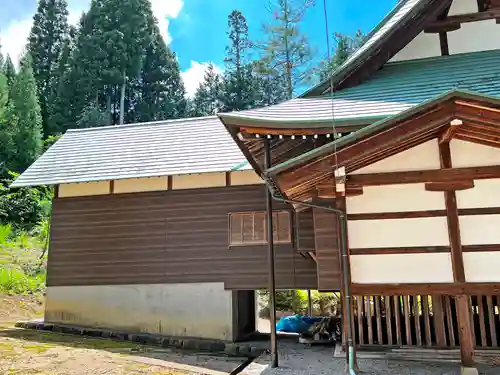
0,294,239,375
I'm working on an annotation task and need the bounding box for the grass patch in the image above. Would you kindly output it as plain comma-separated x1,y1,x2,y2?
0,224,46,295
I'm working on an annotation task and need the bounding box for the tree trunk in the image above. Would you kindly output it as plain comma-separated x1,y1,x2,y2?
106,87,112,126
119,71,126,125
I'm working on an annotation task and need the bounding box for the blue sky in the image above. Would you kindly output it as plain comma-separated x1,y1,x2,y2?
0,0,397,96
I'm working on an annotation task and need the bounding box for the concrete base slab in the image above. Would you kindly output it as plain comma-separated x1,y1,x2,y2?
461,367,479,375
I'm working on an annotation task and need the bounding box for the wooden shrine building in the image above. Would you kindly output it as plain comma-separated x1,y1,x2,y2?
219,0,500,372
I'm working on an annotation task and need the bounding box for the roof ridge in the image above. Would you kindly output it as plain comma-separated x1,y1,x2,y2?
66,115,219,133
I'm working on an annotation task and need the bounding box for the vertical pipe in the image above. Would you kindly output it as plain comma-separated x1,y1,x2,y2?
307,289,313,316
264,139,278,368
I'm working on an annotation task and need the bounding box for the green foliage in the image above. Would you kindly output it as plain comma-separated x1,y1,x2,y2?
77,103,108,128
258,289,341,317
0,172,52,231
259,0,316,98
0,223,46,295
8,55,43,173
130,31,187,122
219,11,260,112
28,0,69,137
319,30,366,81
191,64,223,117
3,55,16,89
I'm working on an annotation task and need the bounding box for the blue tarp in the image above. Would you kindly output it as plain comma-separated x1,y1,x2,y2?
276,314,322,334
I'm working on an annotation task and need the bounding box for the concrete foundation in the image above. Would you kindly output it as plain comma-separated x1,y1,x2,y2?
45,282,235,341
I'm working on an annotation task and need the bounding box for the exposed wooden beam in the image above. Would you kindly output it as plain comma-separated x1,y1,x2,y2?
425,180,474,191
350,246,450,255
424,9,500,33
347,165,500,186
279,107,449,194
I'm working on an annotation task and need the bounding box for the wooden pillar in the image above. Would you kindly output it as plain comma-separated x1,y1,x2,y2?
439,142,475,368
336,194,358,371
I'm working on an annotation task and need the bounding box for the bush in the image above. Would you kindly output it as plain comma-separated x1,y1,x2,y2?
0,222,47,295
0,266,45,295
0,171,52,231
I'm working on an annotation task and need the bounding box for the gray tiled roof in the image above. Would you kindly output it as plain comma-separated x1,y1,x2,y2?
219,50,500,126
11,116,251,188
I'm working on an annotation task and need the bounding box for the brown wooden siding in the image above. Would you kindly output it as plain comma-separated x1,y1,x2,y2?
48,185,318,290
295,208,315,252
313,207,341,291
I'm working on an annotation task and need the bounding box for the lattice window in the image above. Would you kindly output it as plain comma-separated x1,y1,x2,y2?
229,211,291,246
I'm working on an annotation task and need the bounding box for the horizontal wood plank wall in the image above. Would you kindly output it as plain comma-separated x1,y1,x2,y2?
295,208,315,252
313,207,341,291
48,185,317,290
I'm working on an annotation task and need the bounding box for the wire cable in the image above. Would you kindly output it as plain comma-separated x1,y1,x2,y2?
322,0,340,176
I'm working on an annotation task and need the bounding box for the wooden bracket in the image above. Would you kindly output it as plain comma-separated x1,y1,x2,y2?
425,180,475,192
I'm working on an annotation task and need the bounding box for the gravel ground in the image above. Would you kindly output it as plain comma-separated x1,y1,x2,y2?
249,341,499,375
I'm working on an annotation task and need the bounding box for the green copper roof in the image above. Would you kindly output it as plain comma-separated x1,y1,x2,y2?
266,89,500,177
220,50,500,127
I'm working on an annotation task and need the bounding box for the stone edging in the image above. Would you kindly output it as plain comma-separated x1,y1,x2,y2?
15,321,265,358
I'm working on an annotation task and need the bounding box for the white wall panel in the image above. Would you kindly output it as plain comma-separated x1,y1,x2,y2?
351,253,454,284
347,183,445,214
389,33,441,62
464,252,500,282
448,21,500,55
456,179,500,209
348,217,450,249
351,140,440,174
459,214,500,245
450,139,500,168
448,0,479,15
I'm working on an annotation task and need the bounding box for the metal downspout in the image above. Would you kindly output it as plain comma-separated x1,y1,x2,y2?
269,193,357,375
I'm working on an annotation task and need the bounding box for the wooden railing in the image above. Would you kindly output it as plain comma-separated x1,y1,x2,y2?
349,295,500,348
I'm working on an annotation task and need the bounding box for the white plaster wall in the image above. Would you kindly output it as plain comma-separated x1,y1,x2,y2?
45,283,234,341
346,183,445,214
448,0,479,15
172,172,226,189
350,140,440,174
450,139,500,168
230,170,264,186
464,252,500,282
59,181,110,197
448,20,500,55
389,33,441,62
459,214,500,245
456,179,500,209
351,253,454,284
113,177,168,194
348,217,450,249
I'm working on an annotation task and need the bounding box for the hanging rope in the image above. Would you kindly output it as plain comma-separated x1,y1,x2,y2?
323,0,340,176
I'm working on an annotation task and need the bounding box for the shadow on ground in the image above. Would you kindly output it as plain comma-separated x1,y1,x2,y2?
0,328,248,374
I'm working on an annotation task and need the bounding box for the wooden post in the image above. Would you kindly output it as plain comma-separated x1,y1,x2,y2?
336,195,358,371
264,139,278,368
439,142,475,368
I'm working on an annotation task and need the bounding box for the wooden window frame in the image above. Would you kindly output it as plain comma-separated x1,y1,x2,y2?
228,210,292,247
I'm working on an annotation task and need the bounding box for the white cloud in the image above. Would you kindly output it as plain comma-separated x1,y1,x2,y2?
0,18,32,66
0,0,183,66
181,61,223,98
150,0,183,45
